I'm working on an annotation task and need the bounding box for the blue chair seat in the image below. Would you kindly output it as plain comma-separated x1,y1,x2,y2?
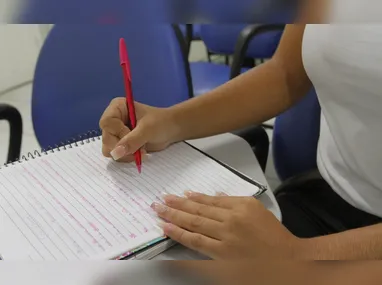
191,62,249,96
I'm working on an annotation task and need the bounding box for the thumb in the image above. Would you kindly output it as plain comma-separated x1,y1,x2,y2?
110,124,148,161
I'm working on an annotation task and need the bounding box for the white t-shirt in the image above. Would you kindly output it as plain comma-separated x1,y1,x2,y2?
302,23,382,218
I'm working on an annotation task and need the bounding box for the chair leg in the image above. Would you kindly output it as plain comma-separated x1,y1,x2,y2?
207,50,212,62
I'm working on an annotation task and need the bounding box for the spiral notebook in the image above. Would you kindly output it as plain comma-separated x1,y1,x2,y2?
0,133,267,261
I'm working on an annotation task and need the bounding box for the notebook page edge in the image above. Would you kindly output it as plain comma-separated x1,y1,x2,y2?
86,231,165,260
182,141,267,196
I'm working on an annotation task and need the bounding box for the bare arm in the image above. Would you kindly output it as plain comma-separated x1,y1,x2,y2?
169,24,312,142
302,223,382,260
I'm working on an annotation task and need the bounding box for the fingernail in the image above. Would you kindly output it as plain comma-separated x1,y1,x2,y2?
162,223,173,233
110,145,127,160
157,221,173,235
157,221,166,229
153,221,165,233
151,202,168,213
184,190,198,198
215,191,228,196
163,194,177,203
161,192,171,202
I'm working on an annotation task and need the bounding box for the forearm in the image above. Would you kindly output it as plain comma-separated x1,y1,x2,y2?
174,261,382,285
169,59,310,142
302,223,382,260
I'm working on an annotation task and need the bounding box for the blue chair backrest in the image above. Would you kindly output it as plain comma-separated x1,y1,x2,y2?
200,24,284,59
272,89,321,181
16,0,170,23
179,24,202,40
200,24,247,55
32,24,191,149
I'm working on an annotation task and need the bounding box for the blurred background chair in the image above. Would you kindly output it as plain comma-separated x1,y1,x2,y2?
190,24,284,97
230,24,285,129
195,24,285,171
180,24,231,63
0,104,23,163
227,25,321,179
179,24,202,55
253,88,321,195
32,24,192,150
32,24,273,172
272,89,321,183
188,24,285,171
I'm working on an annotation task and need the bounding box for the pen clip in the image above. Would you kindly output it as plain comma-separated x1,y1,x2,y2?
119,38,132,81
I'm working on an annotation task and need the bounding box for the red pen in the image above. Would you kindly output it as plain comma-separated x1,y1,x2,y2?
119,38,142,173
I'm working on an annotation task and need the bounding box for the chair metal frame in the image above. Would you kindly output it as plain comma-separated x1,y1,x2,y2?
0,104,23,163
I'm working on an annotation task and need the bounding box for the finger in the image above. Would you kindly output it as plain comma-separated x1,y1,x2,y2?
113,148,149,163
102,131,118,158
101,117,131,138
101,128,126,156
102,126,149,163
151,202,224,240
101,123,131,160
100,110,131,158
163,194,229,222
99,97,129,128
111,123,149,160
161,223,221,259
184,192,243,209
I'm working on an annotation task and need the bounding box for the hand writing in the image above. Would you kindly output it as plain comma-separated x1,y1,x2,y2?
99,98,176,162
151,192,305,259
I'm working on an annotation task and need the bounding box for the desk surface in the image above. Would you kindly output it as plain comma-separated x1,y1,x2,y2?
153,133,281,260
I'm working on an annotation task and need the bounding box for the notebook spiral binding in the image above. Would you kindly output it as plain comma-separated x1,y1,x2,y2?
1,130,102,169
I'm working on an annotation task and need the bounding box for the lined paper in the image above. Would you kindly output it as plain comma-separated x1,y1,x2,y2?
0,139,261,260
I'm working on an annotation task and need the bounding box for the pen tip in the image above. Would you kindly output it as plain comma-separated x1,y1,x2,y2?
138,165,142,174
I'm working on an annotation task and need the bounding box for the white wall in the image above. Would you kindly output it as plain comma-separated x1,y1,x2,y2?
0,24,47,93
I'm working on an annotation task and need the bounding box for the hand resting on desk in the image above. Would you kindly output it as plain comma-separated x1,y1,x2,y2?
151,191,304,260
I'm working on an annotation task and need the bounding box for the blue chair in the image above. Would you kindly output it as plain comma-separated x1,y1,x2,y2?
32,24,272,171
179,24,202,41
191,24,284,96
0,104,22,163
273,89,321,182
179,24,203,55
228,25,321,177
269,90,322,209
32,24,192,150
238,89,321,191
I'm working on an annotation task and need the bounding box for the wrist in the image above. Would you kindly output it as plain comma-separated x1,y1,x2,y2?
163,106,184,144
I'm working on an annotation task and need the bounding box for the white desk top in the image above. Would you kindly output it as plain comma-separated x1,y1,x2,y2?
153,133,281,260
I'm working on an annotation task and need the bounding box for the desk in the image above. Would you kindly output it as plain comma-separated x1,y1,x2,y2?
153,133,281,260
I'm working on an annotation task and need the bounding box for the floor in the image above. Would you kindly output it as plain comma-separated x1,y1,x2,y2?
0,41,281,191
